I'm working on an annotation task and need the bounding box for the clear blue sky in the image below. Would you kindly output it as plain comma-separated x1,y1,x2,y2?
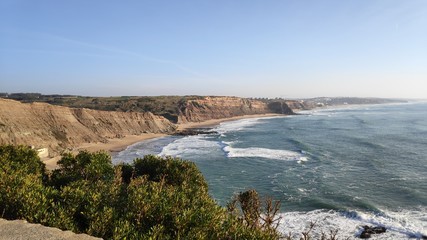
1,0,426,98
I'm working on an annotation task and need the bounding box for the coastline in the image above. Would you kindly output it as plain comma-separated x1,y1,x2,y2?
44,102,412,168
42,113,283,169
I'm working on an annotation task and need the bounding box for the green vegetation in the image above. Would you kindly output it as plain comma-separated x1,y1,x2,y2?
0,145,282,239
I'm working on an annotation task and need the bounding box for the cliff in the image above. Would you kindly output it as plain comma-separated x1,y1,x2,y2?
176,96,285,123
0,96,296,156
0,99,175,156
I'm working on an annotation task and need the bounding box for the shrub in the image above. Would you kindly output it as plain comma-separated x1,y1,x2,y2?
50,150,114,188
0,145,282,239
0,145,49,219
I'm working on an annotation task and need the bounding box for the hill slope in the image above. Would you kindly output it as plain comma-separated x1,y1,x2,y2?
0,99,175,156
1,95,295,123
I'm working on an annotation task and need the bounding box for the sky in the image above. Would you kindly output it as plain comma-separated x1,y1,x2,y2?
0,0,426,99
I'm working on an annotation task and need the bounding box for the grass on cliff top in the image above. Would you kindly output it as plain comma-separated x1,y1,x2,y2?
4,95,211,123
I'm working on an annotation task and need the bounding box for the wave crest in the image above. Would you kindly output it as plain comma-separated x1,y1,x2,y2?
278,208,427,239
223,145,308,163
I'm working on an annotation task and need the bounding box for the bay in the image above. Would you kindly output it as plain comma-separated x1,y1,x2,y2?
113,102,427,239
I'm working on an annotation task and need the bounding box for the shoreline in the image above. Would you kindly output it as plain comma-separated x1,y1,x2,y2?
77,133,169,153
40,102,409,169
177,113,283,130
42,113,283,169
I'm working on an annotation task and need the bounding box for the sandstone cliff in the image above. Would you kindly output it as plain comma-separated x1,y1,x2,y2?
177,96,284,123
0,99,175,156
0,96,296,156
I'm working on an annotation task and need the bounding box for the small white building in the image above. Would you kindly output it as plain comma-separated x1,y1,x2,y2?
36,148,49,158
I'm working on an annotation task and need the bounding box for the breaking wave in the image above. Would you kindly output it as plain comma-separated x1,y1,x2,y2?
278,208,427,239
214,116,285,136
159,135,220,158
223,145,308,163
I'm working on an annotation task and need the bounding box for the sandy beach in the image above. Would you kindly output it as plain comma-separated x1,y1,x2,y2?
43,133,167,169
76,133,168,153
43,113,282,169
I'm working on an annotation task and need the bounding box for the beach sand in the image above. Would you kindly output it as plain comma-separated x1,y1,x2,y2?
43,113,282,169
43,133,166,169
76,133,168,153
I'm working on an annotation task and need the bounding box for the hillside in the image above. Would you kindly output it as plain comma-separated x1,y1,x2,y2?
1,94,296,123
0,99,175,157
0,96,292,158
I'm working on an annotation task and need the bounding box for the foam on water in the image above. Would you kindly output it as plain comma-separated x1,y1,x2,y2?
214,116,285,136
223,145,308,162
213,118,261,136
112,136,176,164
278,208,427,239
159,135,220,157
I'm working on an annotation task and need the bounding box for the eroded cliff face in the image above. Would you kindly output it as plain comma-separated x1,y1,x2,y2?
177,96,276,123
0,99,175,156
284,100,313,111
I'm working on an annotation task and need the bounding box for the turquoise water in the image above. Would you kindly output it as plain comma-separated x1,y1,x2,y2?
114,102,427,239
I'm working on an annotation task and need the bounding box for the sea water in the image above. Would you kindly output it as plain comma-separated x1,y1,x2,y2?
113,102,427,239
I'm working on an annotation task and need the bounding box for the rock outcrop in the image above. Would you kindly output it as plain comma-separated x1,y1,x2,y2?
0,218,100,240
177,96,278,123
284,100,313,111
359,225,386,239
267,101,295,114
0,99,175,156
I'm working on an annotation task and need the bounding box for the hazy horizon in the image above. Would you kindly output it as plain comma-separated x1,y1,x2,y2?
1,1,426,99
1,92,425,101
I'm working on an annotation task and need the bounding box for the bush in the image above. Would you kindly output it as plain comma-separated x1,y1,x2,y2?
0,145,281,239
50,150,114,188
0,145,50,220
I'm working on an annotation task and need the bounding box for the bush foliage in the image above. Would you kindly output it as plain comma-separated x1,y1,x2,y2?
0,145,282,239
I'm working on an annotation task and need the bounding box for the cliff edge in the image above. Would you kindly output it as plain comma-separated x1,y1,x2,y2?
177,96,292,123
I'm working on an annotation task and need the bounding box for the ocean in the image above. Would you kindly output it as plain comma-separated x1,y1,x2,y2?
113,102,427,239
